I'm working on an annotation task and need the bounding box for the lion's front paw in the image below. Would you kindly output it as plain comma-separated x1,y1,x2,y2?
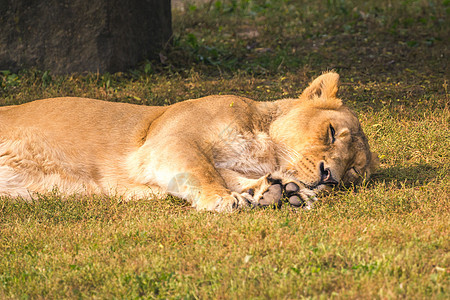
241,174,284,208
283,182,317,209
213,192,253,212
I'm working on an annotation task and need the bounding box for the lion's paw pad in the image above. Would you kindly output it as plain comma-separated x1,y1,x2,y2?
285,182,299,193
282,182,318,209
283,182,303,207
258,183,282,208
287,195,302,207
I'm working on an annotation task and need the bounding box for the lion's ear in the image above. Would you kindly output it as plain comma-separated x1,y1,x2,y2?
301,71,340,100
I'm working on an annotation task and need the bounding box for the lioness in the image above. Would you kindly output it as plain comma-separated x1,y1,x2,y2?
0,72,378,211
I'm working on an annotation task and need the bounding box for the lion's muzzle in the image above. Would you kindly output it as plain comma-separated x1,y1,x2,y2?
319,162,338,186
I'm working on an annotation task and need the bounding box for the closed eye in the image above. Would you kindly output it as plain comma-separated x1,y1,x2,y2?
352,167,361,176
329,124,336,143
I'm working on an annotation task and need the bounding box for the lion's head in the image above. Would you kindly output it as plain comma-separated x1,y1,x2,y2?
271,72,378,192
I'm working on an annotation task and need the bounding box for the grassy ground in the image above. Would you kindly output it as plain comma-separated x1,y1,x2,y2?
1,0,449,298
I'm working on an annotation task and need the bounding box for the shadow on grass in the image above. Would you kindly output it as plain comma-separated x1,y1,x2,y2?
370,164,441,188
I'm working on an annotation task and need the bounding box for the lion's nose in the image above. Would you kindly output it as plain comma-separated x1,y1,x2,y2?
319,162,338,186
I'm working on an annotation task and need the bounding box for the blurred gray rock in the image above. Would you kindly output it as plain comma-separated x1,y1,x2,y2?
0,0,172,74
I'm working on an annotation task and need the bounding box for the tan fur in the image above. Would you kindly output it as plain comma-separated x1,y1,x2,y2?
0,72,378,211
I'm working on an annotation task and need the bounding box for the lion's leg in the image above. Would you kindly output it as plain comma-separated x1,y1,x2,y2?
162,164,253,212
130,141,253,212
0,166,32,199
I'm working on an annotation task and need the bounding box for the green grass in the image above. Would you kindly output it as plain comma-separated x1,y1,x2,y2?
1,0,449,298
